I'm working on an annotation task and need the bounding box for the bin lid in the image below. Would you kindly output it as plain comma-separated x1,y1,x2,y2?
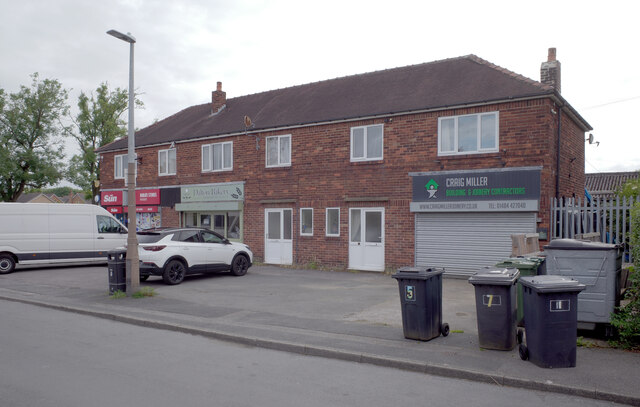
544,238,618,251
108,247,127,255
392,266,444,280
519,275,585,293
468,267,520,286
495,258,538,271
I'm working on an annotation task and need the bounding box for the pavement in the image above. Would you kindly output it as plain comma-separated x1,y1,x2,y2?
1,264,639,406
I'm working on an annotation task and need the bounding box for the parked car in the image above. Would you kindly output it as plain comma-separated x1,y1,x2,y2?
137,227,253,285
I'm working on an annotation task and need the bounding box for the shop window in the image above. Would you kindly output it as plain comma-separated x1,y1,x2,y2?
300,208,313,236
326,208,340,237
351,124,383,162
438,112,499,155
158,148,176,176
266,135,291,167
202,142,233,172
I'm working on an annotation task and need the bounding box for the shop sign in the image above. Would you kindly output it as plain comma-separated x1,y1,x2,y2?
107,206,123,214
181,183,244,203
410,167,540,212
136,189,160,205
124,206,158,213
101,190,123,206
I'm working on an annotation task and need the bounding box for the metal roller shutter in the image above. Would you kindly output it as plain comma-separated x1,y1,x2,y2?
415,212,537,277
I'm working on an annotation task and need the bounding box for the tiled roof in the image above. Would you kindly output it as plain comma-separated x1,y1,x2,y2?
97,55,590,153
586,171,640,199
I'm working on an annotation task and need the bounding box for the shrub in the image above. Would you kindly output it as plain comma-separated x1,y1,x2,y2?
610,203,640,350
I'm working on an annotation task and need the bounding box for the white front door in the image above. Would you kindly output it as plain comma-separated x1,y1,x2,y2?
349,208,385,272
264,208,293,265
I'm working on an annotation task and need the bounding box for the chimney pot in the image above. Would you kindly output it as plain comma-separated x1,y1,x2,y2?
548,47,556,62
217,81,222,91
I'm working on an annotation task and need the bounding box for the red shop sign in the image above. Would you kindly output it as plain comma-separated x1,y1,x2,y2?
101,190,123,206
136,189,160,205
106,206,123,214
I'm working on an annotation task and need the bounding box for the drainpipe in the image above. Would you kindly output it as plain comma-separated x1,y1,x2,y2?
555,106,562,199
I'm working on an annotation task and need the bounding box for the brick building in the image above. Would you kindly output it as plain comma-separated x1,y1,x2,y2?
97,49,591,275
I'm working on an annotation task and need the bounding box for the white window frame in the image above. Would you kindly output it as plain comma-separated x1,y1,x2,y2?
438,112,499,156
265,134,291,168
350,124,384,162
202,141,233,172
326,207,340,237
300,208,313,236
158,148,176,176
114,154,126,179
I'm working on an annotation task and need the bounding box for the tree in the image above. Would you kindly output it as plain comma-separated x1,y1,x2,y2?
0,73,69,202
66,83,142,202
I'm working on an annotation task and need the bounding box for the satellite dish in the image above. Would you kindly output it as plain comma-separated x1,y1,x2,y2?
586,133,595,144
94,195,100,203
244,115,253,128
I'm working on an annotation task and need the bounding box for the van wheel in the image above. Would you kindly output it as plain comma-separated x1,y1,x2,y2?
0,254,16,274
230,255,249,276
162,260,186,285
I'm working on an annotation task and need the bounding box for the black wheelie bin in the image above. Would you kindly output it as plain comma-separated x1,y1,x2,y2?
518,275,586,368
468,267,520,350
392,267,449,341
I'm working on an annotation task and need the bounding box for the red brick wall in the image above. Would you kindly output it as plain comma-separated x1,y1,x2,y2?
99,98,585,269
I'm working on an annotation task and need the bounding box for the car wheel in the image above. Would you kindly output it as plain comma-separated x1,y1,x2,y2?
0,254,16,275
230,255,249,276
162,260,186,285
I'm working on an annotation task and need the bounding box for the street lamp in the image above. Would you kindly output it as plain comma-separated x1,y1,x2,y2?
107,29,139,293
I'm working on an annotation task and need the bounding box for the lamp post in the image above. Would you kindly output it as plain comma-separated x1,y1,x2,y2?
107,29,139,293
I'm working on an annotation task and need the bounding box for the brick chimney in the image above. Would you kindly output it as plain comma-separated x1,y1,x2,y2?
211,81,226,114
540,47,561,93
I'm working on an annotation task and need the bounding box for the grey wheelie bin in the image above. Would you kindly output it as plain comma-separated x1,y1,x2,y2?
468,267,519,350
518,275,585,368
392,267,449,341
108,248,127,294
544,239,621,332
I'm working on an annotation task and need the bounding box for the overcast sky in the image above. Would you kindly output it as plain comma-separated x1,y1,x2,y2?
1,0,639,175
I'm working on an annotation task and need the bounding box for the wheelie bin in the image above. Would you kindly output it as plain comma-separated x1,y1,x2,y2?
468,267,519,350
518,275,585,368
108,248,127,294
495,257,543,326
392,267,449,341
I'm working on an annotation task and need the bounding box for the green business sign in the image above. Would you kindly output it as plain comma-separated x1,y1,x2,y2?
181,183,244,203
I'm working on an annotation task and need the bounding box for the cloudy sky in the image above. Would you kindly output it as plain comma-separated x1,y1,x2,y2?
1,0,639,175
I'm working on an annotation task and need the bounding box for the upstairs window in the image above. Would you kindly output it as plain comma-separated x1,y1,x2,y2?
158,148,176,176
438,112,499,155
202,141,233,172
114,154,126,179
266,135,291,167
351,124,383,162
114,154,137,180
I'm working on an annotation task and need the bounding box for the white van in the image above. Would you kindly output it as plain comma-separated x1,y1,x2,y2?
0,203,128,274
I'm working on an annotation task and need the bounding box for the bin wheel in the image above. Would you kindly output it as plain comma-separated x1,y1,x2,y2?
441,323,450,337
519,344,529,361
517,328,524,344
